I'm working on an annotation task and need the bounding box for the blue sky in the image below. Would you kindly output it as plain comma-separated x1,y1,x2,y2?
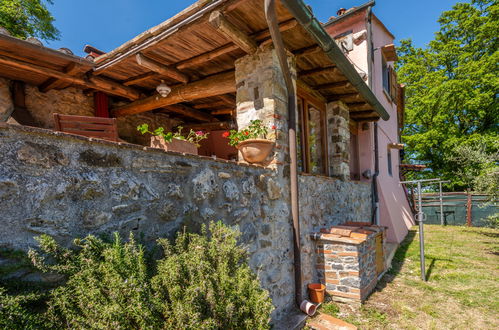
46,0,460,57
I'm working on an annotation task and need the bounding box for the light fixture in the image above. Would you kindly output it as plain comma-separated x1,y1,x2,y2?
156,80,171,98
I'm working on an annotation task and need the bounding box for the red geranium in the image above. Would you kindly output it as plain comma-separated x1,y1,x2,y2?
222,131,230,138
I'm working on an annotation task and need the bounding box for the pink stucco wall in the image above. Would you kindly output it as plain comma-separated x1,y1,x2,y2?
325,10,415,243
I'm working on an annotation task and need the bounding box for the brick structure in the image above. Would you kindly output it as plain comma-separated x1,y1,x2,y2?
313,225,386,304
327,101,350,180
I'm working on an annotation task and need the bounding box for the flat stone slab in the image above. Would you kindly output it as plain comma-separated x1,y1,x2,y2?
308,313,357,330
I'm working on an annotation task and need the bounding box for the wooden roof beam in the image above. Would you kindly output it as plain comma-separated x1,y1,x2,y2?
293,45,322,57
0,54,141,100
39,62,80,92
164,104,217,122
193,100,230,109
299,65,338,78
177,19,296,70
112,71,236,117
210,108,234,115
123,72,158,86
316,81,351,90
329,93,362,102
136,53,189,84
347,102,372,111
209,11,257,54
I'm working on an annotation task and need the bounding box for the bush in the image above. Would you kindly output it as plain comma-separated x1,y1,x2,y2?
26,222,273,329
153,222,273,329
0,287,49,329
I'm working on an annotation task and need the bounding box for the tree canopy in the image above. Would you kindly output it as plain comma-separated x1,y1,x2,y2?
0,0,60,41
397,0,498,191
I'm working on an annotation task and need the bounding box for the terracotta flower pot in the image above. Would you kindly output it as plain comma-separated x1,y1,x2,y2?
236,139,274,164
150,136,198,155
308,283,326,304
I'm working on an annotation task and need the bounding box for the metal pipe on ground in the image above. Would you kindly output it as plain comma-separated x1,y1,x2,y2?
264,0,303,306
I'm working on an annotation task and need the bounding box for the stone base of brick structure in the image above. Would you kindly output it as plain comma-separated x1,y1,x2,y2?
313,224,386,304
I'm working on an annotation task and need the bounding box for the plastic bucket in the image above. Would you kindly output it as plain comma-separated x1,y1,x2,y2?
307,283,326,303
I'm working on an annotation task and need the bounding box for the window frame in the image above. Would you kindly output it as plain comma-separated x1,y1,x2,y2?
296,89,329,176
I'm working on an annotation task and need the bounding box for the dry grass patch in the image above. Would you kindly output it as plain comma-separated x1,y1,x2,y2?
316,225,499,329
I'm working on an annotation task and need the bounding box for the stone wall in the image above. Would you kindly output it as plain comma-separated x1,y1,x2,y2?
298,174,372,290
0,124,372,321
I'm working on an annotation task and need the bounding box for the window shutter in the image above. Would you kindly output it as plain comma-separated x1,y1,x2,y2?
390,68,398,101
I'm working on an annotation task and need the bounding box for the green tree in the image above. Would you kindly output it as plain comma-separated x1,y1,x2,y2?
397,0,498,190
0,0,60,41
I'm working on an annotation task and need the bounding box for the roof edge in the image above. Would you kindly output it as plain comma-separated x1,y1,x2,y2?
281,0,390,121
323,1,375,28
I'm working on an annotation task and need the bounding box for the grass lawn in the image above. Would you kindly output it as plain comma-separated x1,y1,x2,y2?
316,225,499,329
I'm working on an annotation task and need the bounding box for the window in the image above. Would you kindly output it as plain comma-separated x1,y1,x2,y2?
382,56,398,102
296,92,328,175
382,57,390,95
387,149,393,177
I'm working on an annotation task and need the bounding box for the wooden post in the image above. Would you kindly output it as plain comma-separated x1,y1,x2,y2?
466,190,472,227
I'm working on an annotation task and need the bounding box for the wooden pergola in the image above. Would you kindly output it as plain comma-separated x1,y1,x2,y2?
0,0,388,129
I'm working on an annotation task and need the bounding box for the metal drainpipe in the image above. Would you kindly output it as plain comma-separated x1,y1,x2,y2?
366,3,380,226
264,0,303,306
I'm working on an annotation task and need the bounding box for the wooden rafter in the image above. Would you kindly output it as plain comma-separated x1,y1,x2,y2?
347,102,372,111
123,72,158,86
329,93,361,101
0,54,141,100
39,62,80,92
209,11,257,54
112,71,235,117
315,81,351,90
299,65,338,78
293,45,322,57
210,108,234,115
136,53,189,83
176,19,297,70
163,104,217,122
193,101,229,109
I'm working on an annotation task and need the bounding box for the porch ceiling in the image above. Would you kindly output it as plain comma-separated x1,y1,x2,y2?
94,0,388,123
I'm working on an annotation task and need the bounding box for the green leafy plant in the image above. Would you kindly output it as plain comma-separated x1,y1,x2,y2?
24,222,273,329
223,120,274,147
138,124,209,147
29,233,160,329
152,221,273,329
0,287,50,329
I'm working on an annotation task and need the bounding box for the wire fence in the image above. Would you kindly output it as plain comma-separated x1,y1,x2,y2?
412,192,497,227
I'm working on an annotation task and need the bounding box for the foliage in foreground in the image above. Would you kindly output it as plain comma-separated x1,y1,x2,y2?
1,222,272,329
397,0,498,190
0,0,60,41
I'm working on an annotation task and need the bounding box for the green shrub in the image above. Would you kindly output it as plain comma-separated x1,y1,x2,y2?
0,287,49,329
153,222,273,329
26,222,273,329
30,233,160,329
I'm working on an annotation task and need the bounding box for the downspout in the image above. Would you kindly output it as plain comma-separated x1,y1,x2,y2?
366,3,380,225
264,0,303,306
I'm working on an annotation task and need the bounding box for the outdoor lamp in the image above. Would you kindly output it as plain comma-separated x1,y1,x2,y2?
156,80,171,98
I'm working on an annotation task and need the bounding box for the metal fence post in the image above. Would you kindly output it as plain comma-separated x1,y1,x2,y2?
417,181,426,281
466,190,473,227
439,182,444,226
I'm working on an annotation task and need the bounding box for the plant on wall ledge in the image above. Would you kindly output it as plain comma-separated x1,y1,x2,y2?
222,120,276,164
138,124,209,155
137,124,208,147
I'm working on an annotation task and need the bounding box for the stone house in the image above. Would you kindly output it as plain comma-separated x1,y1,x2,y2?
0,0,413,324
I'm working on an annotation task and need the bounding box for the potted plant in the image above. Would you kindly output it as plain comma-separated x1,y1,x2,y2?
223,120,275,164
137,124,208,155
